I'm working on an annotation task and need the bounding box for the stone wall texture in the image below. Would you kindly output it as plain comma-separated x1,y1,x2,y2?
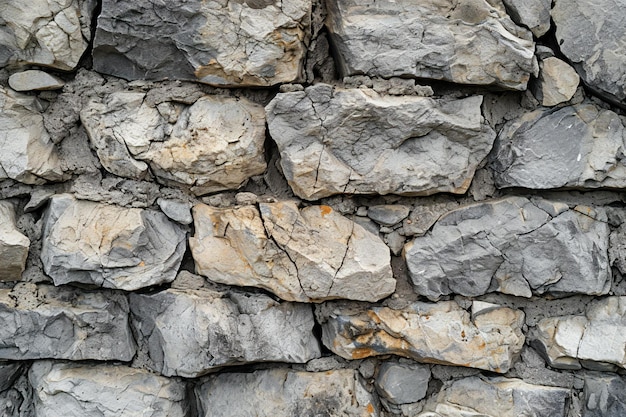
0,0,625,416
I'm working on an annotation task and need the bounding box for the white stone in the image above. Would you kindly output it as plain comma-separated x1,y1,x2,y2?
8,70,65,91
0,201,29,281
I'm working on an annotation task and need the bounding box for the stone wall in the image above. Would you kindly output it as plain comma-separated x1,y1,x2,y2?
1,0,625,416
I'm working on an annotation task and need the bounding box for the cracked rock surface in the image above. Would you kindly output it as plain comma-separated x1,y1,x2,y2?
0,283,136,361
0,201,30,281
404,196,610,300
130,278,321,377
326,0,536,90
266,84,496,200
40,194,186,291
195,368,378,417
318,300,525,373
92,0,311,86
81,91,267,195
583,373,626,417
29,361,189,417
190,201,394,302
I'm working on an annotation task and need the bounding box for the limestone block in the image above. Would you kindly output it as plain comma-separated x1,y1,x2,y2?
40,194,186,291
129,284,321,377
0,201,29,281
318,300,525,373
92,0,311,86
266,84,496,200
375,362,431,405
502,0,551,37
326,0,536,90
532,57,580,106
0,283,135,361
195,369,378,417
8,70,65,92
80,92,266,194
367,205,410,227
583,374,626,417
404,197,610,300
190,201,395,303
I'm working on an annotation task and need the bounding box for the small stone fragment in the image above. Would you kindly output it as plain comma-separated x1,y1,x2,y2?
0,201,29,281
195,369,378,417
532,57,580,106
375,362,431,405
502,0,551,37
157,198,193,225
368,205,410,227
8,70,65,91
583,374,626,417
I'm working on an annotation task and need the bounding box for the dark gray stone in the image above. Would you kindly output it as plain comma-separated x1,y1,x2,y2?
583,374,626,417
375,362,431,405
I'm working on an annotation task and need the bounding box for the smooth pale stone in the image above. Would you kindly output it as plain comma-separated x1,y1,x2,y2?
8,70,65,91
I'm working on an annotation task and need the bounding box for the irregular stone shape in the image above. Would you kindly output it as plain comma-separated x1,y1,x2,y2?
29,361,189,417
502,0,550,37
375,362,431,405
368,205,410,227
80,92,266,194
195,368,378,417
0,86,65,184
326,0,536,90
129,285,321,377
40,194,186,291
0,201,30,281
0,283,135,361
0,363,31,417
318,300,525,373
266,84,496,200
157,198,193,225
8,70,65,91
0,0,96,70
532,297,626,370
92,0,311,86
490,104,626,189
190,201,395,302
532,57,580,106
552,0,626,103
419,376,569,417
583,374,626,417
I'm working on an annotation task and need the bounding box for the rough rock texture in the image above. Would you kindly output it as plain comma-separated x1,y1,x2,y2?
0,363,32,417
533,57,580,106
0,86,65,184
8,70,64,91
404,197,610,300
326,0,536,90
195,369,378,417
40,194,186,291
0,283,135,361
490,104,626,189
80,92,267,195
29,361,189,417
583,373,626,417
419,376,570,417
0,0,96,70
92,0,312,86
532,297,626,370
318,300,525,373
190,202,395,302
552,0,626,103
130,282,321,377
266,84,496,200
502,0,550,37
375,362,431,405
0,201,30,281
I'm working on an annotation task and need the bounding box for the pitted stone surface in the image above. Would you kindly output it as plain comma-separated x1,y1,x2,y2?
41,194,186,291
0,201,30,281
266,84,496,200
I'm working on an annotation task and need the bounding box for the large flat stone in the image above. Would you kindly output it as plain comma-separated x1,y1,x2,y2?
80,92,266,194
318,300,525,373
404,197,610,300
29,361,189,417
195,369,378,417
326,0,536,90
0,201,29,281
92,0,311,86
40,194,186,291
130,282,321,377
266,84,496,200
190,201,394,302
0,283,135,361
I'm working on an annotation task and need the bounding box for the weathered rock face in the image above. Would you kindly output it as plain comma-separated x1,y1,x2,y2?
404,197,610,300
195,369,378,417
190,201,394,303
375,362,431,405
532,297,626,370
0,363,31,417
502,0,551,38
92,0,311,86
129,282,321,377
318,300,525,373
266,84,496,200
0,201,29,281
40,194,186,291
326,0,536,90
490,104,626,189
0,283,135,361
0,87,65,185
583,374,626,417
29,361,189,417
0,0,96,70
552,0,626,103
419,376,570,417
80,92,267,195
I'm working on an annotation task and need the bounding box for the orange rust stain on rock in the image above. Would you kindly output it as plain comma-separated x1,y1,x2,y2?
367,310,381,324
351,347,375,360
138,261,145,267
319,205,333,217
367,403,375,414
